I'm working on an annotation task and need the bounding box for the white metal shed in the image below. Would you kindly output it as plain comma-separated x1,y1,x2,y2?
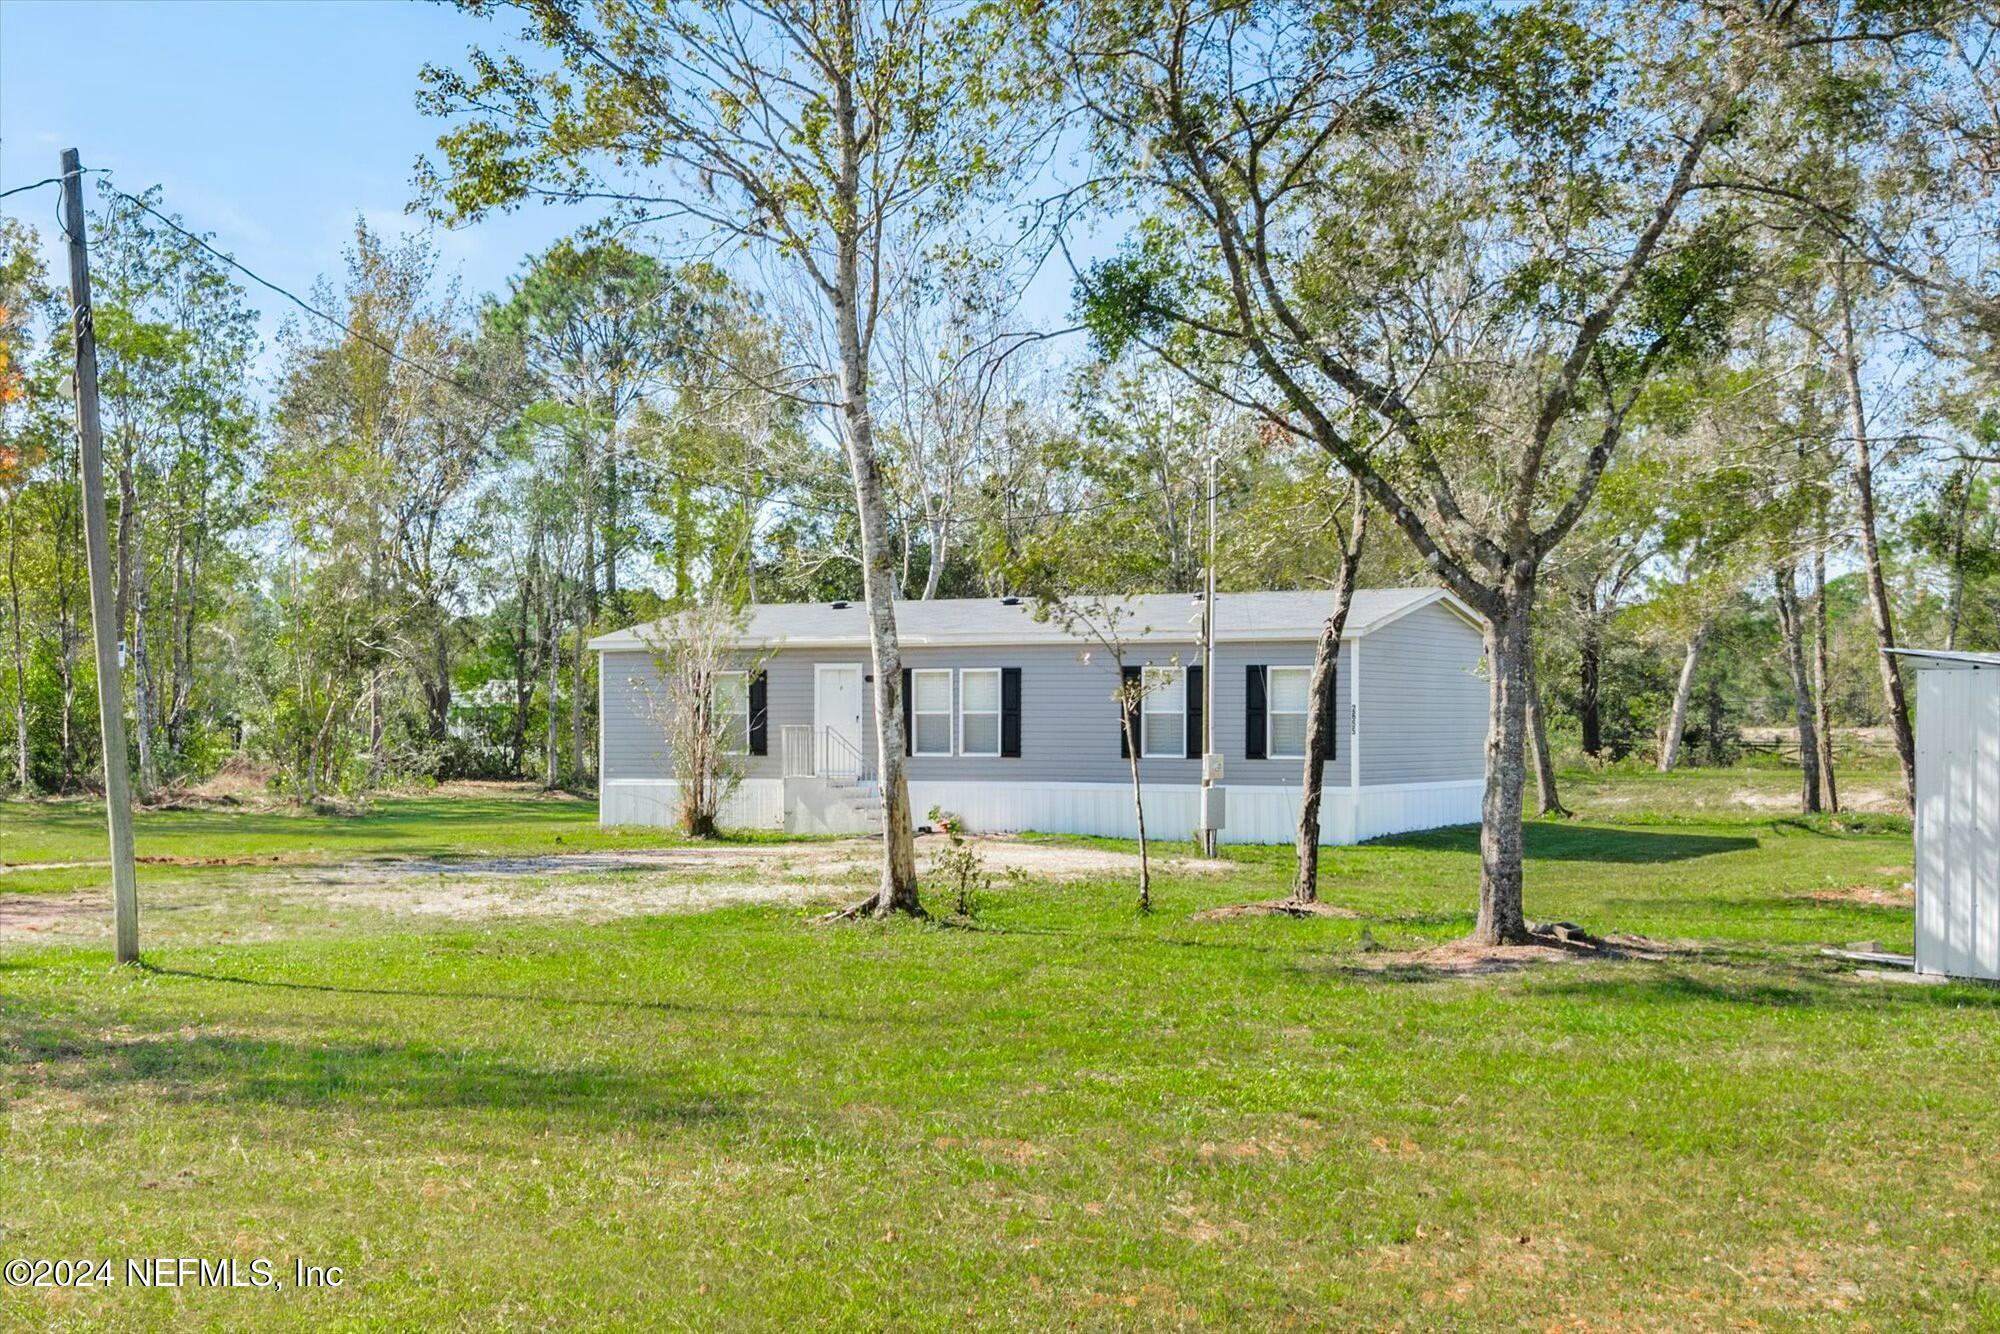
1890,649,2000,980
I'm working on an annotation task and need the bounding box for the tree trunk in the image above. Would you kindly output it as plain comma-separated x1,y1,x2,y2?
1658,620,1710,773
1475,590,1534,945
162,528,185,757
1812,547,1839,812
1944,464,1972,651
543,602,562,789
603,422,621,617
1836,256,1916,809
1526,653,1569,817
671,478,694,602
6,500,29,792
1703,677,1727,766
569,618,588,787
743,479,759,605
1291,497,1366,903
842,395,921,915
512,563,535,775
425,619,453,744
1125,709,1151,913
130,531,158,799
111,441,159,798
831,75,920,918
367,668,384,789
1773,563,1823,813
1578,606,1603,758
921,515,946,600
580,431,599,623
114,441,133,636
56,549,79,789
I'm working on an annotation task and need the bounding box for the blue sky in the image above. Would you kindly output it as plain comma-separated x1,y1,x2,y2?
0,0,1090,364
0,1,585,332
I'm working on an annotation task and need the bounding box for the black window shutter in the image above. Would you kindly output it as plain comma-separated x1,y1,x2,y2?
748,670,769,756
1320,662,1338,762
1119,664,1141,758
1001,667,1022,757
1245,665,1267,759
1184,664,1203,758
901,667,913,756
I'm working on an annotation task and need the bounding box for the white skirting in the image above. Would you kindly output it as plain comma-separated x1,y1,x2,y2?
908,779,1481,845
600,775,1481,845
599,778,786,831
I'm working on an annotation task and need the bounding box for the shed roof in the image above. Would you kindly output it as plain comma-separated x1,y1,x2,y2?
589,587,1480,652
1884,648,2000,670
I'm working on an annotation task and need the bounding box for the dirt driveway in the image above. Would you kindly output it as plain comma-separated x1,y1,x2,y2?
0,836,1224,941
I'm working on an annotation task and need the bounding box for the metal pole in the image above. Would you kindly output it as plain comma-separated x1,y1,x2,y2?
1200,450,1218,858
60,148,140,964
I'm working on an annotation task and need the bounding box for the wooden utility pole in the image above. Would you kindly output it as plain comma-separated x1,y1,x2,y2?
60,148,139,964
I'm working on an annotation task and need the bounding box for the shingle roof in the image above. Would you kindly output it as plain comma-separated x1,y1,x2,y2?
589,588,1479,651
1883,648,2000,669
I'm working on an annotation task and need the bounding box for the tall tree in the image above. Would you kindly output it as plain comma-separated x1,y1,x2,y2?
1834,253,1918,807
90,189,260,796
1290,479,1365,904
491,239,706,621
271,223,486,788
422,0,1035,915
1053,0,1777,941
0,219,51,791
1772,562,1823,811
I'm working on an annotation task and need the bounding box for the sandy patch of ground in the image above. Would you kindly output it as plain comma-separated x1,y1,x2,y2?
1725,785,1899,814
424,780,591,802
298,837,1228,924
0,890,100,935
136,775,587,813
0,836,1217,939
1800,883,1914,908
317,876,832,922
343,837,1226,884
1346,926,1689,977
1189,899,1361,922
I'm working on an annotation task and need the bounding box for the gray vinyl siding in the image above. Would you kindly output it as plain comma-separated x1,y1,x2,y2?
601,639,1355,787
1355,602,1487,785
599,650,780,781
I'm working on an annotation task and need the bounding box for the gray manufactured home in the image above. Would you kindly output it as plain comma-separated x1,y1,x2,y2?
589,589,1488,844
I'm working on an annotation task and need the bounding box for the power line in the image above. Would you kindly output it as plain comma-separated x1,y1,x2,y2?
93,180,503,410
60,173,1243,534
0,175,70,201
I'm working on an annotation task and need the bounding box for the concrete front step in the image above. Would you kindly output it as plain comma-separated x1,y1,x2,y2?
830,783,882,819
782,775,884,835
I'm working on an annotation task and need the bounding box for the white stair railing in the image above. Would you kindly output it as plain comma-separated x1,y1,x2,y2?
819,726,875,785
780,725,817,778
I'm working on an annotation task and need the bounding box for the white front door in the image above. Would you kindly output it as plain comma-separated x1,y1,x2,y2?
814,664,865,777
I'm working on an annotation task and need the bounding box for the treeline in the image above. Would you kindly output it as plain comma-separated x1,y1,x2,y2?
0,207,1385,798
0,0,1996,823
0,201,1993,804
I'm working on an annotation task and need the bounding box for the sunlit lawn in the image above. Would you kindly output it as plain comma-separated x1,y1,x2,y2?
0,789,792,898
4,765,1996,1329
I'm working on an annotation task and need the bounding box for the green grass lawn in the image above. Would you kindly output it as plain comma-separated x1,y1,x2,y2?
4,768,1996,1329
0,789,742,871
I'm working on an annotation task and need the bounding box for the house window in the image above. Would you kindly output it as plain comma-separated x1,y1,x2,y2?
912,669,954,756
959,669,1001,757
1268,665,1311,758
1142,665,1184,758
715,671,751,755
